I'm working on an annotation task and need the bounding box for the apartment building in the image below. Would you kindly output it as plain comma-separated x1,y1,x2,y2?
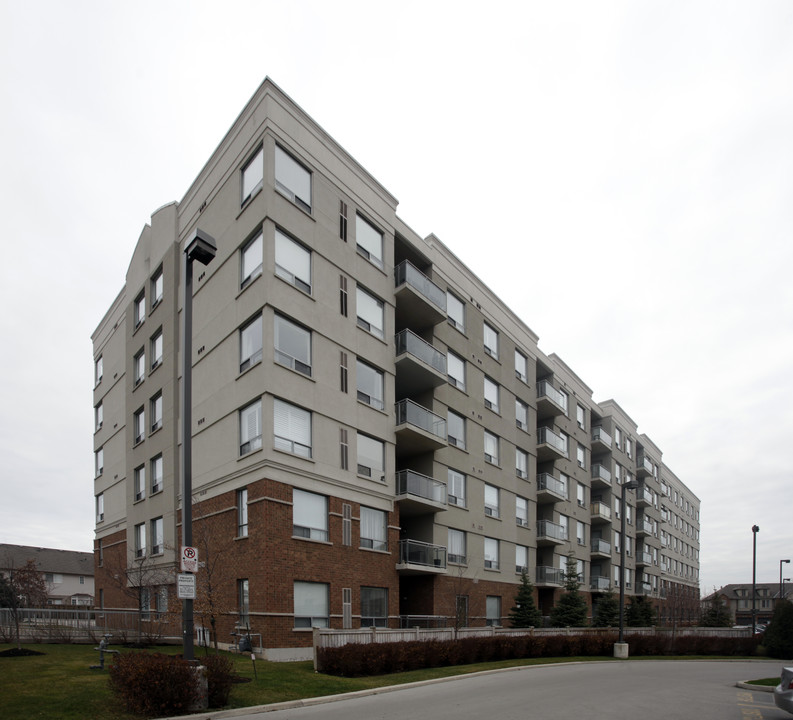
92,78,700,653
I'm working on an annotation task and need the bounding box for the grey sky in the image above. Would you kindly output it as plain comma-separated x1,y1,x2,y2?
1,1,791,594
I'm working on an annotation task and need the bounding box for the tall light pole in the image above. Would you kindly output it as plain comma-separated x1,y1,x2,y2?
615,479,638,658
751,525,759,633
180,228,217,661
780,559,790,603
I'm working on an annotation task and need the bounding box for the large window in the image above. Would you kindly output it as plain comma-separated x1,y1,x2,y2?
360,587,388,627
150,517,163,555
447,468,466,507
355,214,384,269
275,146,312,212
293,489,328,541
240,315,263,372
356,360,384,410
447,292,465,331
360,507,387,551
151,267,163,308
95,447,103,477
486,595,501,626
95,356,103,386
150,392,162,433
240,231,263,289
484,537,499,570
134,292,146,328
95,402,103,431
150,330,163,371
274,399,311,457
150,454,163,494
274,314,311,376
516,448,528,479
483,321,499,359
484,430,499,465
448,528,466,564
516,496,529,527
95,493,104,523
134,349,145,386
241,146,263,204
447,351,465,390
515,545,528,574
239,399,262,456
237,488,248,538
484,483,499,518
515,349,528,383
275,228,311,293
134,523,146,558
357,433,384,479
484,376,499,413
447,410,466,449
516,399,528,431
356,287,384,339
294,581,328,628
133,408,145,445
134,465,145,502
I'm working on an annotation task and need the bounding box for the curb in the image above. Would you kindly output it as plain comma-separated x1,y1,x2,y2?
736,681,774,693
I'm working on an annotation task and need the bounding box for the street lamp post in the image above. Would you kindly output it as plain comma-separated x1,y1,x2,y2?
180,228,217,662
780,559,790,603
751,525,759,634
615,479,639,658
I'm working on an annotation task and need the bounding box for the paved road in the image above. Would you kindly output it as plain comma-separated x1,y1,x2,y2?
206,660,788,720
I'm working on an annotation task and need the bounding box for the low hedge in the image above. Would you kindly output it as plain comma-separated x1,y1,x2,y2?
317,632,760,676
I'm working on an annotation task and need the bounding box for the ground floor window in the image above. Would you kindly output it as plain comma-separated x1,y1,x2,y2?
294,581,329,628
360,586,388,627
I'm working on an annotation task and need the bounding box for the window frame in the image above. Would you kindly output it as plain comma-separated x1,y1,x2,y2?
356,432,384,480
275,227,312,294
360,586,388,628
355,213,384,269
240,314,263,372
484,376,500,413
355,286,385,339
447,468,466,507
483,321,499,359
293,581,329,628
447,410,466,450
274,398,312,458
484,483,500,518
356,359,385,411
150,454,163,494
150,516,163,555
240,231,263,289
448,528,467,564
292,488,328,541
516,496,529,527
484,537,499,570
484,430,499,466
237,488,248,538
446,291,465,332
275,145,312,213
150,329,163,371
240,399,263,456
447,350,466,391
360,506,387,552
241,145,263,205
274,313,312,377
134,291,146,328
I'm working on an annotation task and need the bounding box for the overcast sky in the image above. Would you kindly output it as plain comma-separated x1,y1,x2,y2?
1,1,791,595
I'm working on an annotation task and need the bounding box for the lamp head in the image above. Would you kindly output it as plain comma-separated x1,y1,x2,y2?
185,228,217,266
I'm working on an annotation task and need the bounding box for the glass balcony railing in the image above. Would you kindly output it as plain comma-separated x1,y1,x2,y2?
537,473,569,499
398,539,447,569
591,538,611,554
591,464,612,484
395,470,447,505
536,380,568,413
590,576,611,591
592,426,612,448
395,329,446,374
394,261,446,314
537,426,568,455
537,519,568,542
395,399,446,441
536,566,563,585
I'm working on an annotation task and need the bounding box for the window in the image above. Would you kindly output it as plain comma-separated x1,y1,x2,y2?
150,517,163,555
576,404,586,430
577,444,586,469
614,426,623,449
576,520,586,546
483,321,499,359
484,430,499,465
484,538,499,570
134,349,145,386
95,447,103,477
340,352,348,393
484,376,499,412
240,399,262,456
95,493,104,523
274,399,311,457
150,454,163,494
577,482,586,508
95,356,103,385
516,448,528,479
339,200,348,241
240,231,263,288
134,523,146,558
515,350,528,382
356,360,384,410
95,402,103,431
237,488,248,538
275,146,312,212
150,392,162,433
133,408,145,444
486,595,501,626
361,587,388,627
516,399,528,431
516,496,529,527
447,292,465,331
447,351,466,390
274,314,311,376
447,410,466,449
360,507,387,551
134,292,145,328
357,433,384,479
355,214,384,269
238,579,250,627
275,228,311,293
151,267,163,308
339,275,348,317
515,545,528,573
626,438,633,458
448,528,466,564
356,286,384,339
241,146,263,204
134,465,145,502
447,468,466,507
294,581,328,628
150,330,163,371
293,489,328,541
240,315,263,372
484,483,500,518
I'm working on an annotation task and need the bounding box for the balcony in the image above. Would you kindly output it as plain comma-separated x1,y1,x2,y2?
396,539,447,574
637,581,653,595
394,261,446,330
637,454,654,477
590,463,612,489
636,550,653,566
636,516,654,536
537,519,567,546
394,330,447,397
395,470,447,516
636,485,653,507
591,538,612,558
590,575,611,592
536,380,567,419
591,426,612,452
537,473,568,503
590,501,612,524
536,426,568,462
536,565,564,587
395,399,447,456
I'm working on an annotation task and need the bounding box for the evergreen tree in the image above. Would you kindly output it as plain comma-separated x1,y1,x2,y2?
549,555,589,627
626,594,656,627
508,570,543,628
592,587,620,627
762,599,793,659
700,593,732,627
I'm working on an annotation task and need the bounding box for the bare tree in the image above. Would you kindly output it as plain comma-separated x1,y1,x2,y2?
0,558,48,648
